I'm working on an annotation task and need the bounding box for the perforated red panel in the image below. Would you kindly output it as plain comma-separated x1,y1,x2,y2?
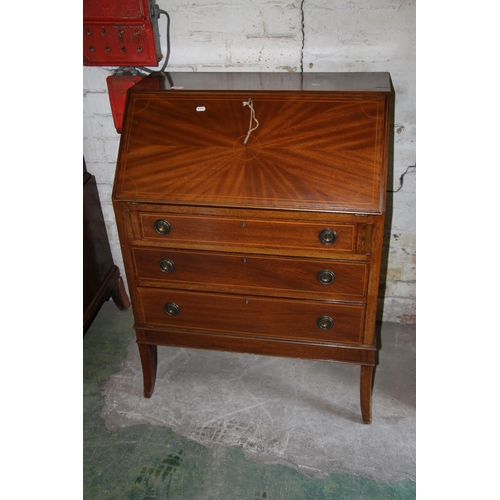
83,0,161,66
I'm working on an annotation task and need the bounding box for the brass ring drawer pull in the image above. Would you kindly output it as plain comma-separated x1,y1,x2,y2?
317,269,335,285
317,315,334,330
164,302,180,316
159,258,175,273
154,219,171,235
318,228,338,245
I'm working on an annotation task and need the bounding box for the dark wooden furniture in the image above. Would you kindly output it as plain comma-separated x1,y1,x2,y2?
84,159,130,333
112,72,392,423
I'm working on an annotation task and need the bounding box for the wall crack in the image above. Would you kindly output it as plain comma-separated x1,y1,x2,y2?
300,0,305,73
388,165,416,193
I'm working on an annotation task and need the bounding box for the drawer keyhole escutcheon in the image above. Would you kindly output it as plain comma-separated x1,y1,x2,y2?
159,258,175,273
164,302,180,316
318,228,338,245
154,219,171,235
317,269,335,285
317,316,334,330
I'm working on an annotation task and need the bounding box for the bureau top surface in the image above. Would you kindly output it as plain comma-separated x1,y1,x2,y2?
114,72,391,214
127,71,392,93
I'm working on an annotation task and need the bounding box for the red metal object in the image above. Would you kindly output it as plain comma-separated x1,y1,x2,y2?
83,0,161,66
106,75,143,133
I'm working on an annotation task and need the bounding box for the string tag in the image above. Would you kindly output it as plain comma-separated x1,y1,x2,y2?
242,98,259,145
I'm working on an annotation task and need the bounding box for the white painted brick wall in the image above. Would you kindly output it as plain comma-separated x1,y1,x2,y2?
83,0,416,323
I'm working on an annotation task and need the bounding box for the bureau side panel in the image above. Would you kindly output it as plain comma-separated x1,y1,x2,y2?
361,93,391,346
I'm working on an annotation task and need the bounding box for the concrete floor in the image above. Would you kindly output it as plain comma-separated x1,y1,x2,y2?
84,300,415,499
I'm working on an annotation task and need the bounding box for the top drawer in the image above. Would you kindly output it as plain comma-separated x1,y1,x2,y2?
138,212,361,255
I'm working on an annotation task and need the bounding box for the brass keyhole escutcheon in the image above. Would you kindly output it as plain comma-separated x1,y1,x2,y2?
317,270,335,285
164,302,180,316
317,316,334,330
159,258,175,273
318,228,338,245
154,219,171,235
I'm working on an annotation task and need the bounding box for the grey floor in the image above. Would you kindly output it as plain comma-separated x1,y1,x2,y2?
94,301,415,485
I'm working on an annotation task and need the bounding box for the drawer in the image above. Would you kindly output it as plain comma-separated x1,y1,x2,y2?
136,287,365,345
132,247,369,300
138,213,357,254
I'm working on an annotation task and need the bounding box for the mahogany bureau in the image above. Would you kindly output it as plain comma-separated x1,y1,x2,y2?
112,72,392,424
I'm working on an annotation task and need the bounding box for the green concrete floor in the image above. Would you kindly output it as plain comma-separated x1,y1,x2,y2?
83,300,416,499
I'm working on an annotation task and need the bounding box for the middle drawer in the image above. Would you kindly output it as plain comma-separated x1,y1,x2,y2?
132,247,369,301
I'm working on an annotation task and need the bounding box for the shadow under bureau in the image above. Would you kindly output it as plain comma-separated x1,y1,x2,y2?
112,72,392,424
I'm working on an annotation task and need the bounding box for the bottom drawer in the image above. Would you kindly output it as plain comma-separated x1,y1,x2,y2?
136,288,365,345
